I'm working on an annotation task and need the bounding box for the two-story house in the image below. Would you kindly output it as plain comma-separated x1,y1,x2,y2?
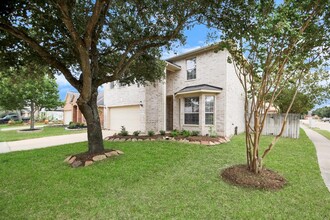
103,45,245,137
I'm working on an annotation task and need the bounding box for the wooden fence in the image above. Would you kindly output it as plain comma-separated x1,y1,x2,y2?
261,113,300,139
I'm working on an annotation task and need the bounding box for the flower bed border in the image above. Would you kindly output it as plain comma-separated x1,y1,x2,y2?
104,134,230,146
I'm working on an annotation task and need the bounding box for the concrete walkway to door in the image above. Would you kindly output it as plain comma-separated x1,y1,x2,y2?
302,125,330,192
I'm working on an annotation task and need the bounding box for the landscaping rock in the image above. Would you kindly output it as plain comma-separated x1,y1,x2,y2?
84,160,93,167
64,156,72,163
114,138,120,141
119,138,126,142
132,138,137,142
68,156,76,164
71,160,82,168
116,150,124,155
190,141,201,145
138,139,143,141
214,141,221,145
219,139,226,144
201,141,209,145
105,151,119,157
92,154,107,161
209,141,216,146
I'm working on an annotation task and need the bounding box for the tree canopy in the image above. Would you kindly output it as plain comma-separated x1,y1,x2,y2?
0,64,62,129
313,106,330,118
0,0,205,153
205,0,330,173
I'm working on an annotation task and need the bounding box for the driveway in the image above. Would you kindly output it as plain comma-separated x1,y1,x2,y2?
301,120,330,132
0,130,115,154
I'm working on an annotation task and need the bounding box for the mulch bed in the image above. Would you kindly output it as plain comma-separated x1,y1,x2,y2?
64,149,124,168
221,164,286,190
104,134,229,145
74,149,114,162
17,128,43,133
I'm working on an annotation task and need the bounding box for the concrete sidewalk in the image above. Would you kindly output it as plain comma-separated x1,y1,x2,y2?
0,130,115,154
0,125,44,131
302,126,330,192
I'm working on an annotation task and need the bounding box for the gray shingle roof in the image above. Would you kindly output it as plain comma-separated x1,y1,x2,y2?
175,84,223,95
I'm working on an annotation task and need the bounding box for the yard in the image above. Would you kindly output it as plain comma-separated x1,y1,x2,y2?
312,128,330,140
0,130,329,219
0,126,86,142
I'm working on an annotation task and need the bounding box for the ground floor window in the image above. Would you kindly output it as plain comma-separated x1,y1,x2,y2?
184,97,199,124
205,96,215,125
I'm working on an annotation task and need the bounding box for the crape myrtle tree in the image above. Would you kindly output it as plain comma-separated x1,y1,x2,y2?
0,64,62,129
205,0,330,173
0,0,205,154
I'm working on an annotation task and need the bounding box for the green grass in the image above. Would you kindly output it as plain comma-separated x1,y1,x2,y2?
0,126,86,142
312,128,330,140
0,130,329,219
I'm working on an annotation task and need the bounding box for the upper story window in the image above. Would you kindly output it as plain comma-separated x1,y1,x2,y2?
184,97,199,124
186,58,196,80
205,96,215,125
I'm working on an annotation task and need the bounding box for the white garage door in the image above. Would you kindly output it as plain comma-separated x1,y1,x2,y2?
109,106,141,131
64,111,72,125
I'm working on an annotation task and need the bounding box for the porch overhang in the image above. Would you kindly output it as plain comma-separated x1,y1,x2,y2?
174,84,223,96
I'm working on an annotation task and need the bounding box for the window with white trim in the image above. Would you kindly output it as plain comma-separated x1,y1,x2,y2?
184,97,199,124
186,58,196,80
205,96,215,125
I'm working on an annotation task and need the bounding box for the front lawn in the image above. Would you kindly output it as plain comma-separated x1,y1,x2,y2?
0,130,329,219
312,128,330,140
0,126,86,142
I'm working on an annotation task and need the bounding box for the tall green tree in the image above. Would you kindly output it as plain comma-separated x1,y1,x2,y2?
0,65,62,129
313,106,330,118
0,0,204,154
206,0,330,173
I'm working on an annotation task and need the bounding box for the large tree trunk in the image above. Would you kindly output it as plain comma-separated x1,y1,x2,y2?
77,90,104,154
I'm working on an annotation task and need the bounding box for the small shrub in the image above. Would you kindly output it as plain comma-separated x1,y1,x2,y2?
8,120,23,126
159,130,166,136
171,130,179,137
191,130,200,136
148,130,155,136
119,126,129,136
67,122,86,129
208,126,218,138
182,130,191,137
133,130,141,136
68,123,77,129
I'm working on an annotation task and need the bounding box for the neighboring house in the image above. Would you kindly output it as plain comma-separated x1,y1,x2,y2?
63,91,105,127
39,107,64,121
103,45,245,137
